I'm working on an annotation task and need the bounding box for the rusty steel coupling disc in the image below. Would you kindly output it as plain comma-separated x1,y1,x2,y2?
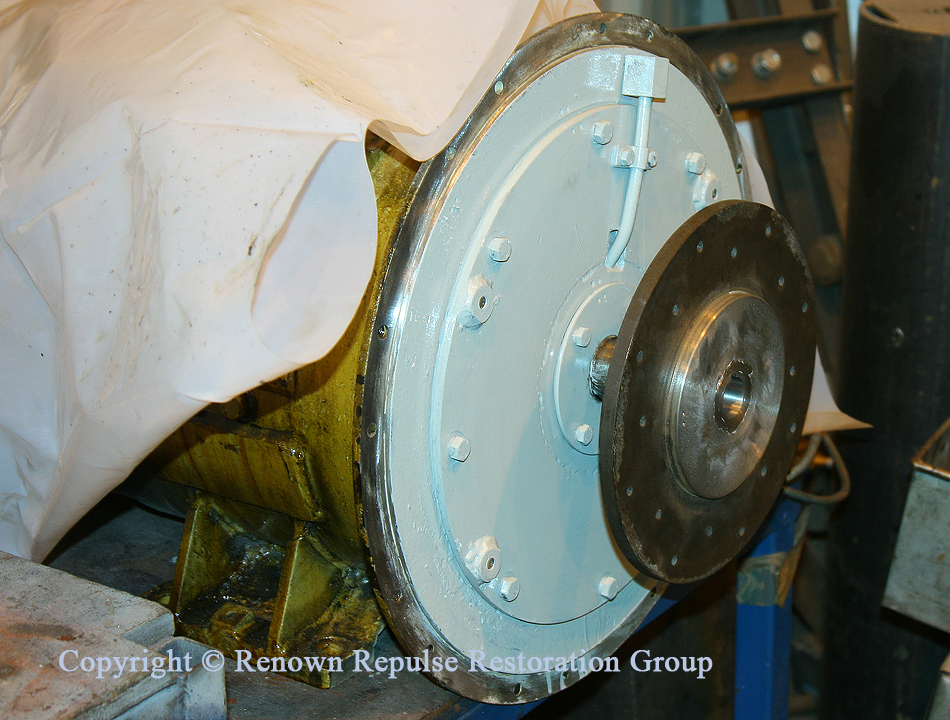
599,200,816,584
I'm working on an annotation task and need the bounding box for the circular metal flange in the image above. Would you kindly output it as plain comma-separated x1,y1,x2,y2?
360,13,749,705
599,200,816,585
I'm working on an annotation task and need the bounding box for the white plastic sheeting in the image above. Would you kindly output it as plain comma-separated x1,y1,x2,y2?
0,0,597,560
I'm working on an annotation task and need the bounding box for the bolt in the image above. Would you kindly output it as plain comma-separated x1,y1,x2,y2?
686,151,706,175
466,536,501,583
488,236,512,262
598,575,620,601
499,576,521,602
612,145,635,168
447,434,471,462
648,149,658,168
801,30,823,53
811,63,834,86
575,424,594,446
572,326,592,348
752,49,782,78
591,120,614,145
710,52,739,81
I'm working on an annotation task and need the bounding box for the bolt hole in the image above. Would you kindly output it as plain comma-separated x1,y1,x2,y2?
791,423,797,434
765,224,772,237
377,325,388,338
739,526,746,537
715,103,723,116
711,188,719,199
646,29,654,41
789,366,796,377
736,162,743,174
427,645,434,653
760,466,768,476
478,295,487,309
639,416,647,427
626,486,633,496
494,80,504,94
730,246,738,258
367,423,377,438
802,302,809,312
395,591,404,602
778,275,785,288
671,555,678,565
655,509,662,519
696,240,704,253
514,683,523,696
486,557,495,570
636,350,644,363
705,526,712,537
599,21,607,33
672,304,679,316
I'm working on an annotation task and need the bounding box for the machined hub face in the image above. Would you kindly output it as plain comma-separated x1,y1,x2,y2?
599,201,816,584
360,14,758,704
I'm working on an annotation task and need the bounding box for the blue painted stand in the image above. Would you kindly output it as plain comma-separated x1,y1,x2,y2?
734,497,799,720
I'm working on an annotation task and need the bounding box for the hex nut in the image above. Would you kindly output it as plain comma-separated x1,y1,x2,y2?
598,575,620,601
575,423,594,446
447,434,471,462
488,236,512,262
572,326,592,348
466,536,501,583
686,152,706,175
591,120,613,145
499,576,521,602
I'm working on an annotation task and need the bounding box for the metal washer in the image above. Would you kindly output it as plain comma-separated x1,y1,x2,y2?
599,200,816,584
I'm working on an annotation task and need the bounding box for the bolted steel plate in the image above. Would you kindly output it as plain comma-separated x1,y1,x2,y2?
599,200,816,584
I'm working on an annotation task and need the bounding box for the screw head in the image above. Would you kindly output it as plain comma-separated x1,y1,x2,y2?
572,326,592,348
488,236,512,262
686,151,706,175
591,120,614,145
598,575,620,601
753,49,782,78
710,52,739,80
802,30,823,53
575,423,594,446
811,63,834,86
447,434,471,462
499,576,521,602
647,149,658,168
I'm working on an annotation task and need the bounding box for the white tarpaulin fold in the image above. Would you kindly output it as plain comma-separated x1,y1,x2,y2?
0,0,596,560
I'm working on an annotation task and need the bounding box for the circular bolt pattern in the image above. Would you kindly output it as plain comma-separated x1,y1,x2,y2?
447,434,472,462
466,536,502,583
499,576,521,602
591,120,614,145
575,423,594,446
572,326,592,348
488,236,512,262
752,49,782,78
598,575,620,601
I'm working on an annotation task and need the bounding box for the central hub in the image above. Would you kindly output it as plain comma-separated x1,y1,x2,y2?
668,292,784,500
715,361,753,433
